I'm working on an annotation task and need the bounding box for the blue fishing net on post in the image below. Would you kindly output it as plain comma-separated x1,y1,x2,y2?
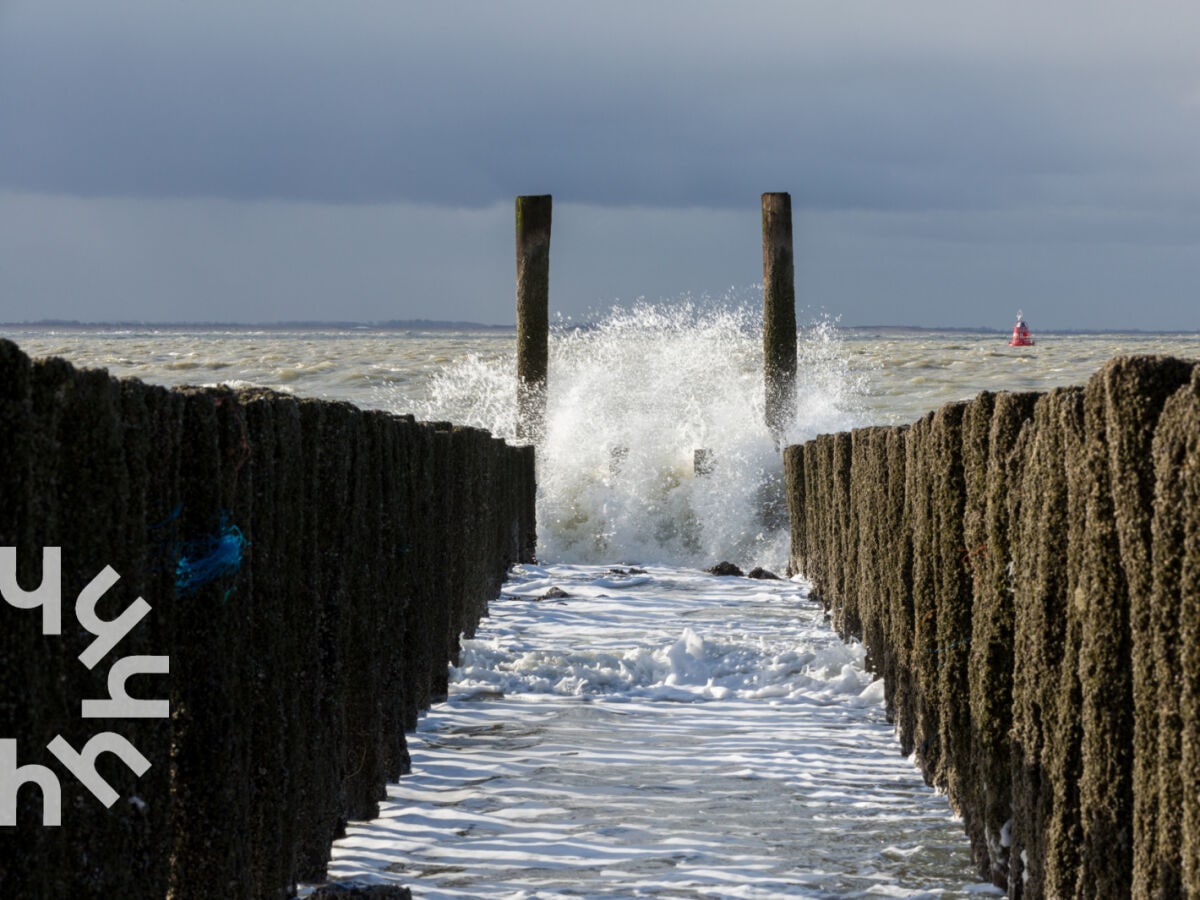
175,515,248,598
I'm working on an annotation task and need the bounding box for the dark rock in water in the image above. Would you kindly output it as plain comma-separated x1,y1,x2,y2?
609,567,647,576
747,567,781,580
542,586,570,599
305,883,413,899
707,561,744,577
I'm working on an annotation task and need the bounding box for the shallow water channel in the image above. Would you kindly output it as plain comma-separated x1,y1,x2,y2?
321,564,1000,899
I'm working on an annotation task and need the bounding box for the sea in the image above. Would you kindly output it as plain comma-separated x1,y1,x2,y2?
5,306,1199,898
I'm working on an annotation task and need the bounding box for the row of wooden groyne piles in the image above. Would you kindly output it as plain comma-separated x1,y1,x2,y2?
0,339,536,899
784,355,1200,898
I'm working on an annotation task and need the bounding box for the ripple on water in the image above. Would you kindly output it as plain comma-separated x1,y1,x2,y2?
320,564,1001,899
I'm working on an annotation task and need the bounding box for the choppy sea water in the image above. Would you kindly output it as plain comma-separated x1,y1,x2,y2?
8,318,1198,417
329,564,989,898
5,310,1198,897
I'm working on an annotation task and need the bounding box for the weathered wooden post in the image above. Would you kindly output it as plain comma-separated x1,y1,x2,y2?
515,194,552,444
762,192,797,442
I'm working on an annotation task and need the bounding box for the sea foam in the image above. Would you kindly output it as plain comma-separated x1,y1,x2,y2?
414,299,867,569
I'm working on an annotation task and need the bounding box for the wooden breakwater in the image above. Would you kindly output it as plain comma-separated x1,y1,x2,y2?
784,355,1200,898
0,339,536,899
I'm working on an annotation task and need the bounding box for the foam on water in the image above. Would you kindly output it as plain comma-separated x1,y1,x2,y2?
323,564,998,898
458,567,867,705
414,300,868,569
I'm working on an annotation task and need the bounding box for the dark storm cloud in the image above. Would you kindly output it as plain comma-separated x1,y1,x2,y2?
3,1,1199,330
4,0,1198,213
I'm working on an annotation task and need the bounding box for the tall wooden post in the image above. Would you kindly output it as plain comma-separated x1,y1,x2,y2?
515,195,552,444
762,192,797,442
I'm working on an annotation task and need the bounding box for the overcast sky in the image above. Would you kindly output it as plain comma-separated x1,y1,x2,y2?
2,1,1198,329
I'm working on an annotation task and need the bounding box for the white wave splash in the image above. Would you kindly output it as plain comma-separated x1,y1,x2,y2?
410,298,869,569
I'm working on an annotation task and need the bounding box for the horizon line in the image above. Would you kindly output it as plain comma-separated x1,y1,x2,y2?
2,319,1198,337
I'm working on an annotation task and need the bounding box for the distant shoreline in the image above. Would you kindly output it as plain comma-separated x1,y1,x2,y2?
1,319,1197,337
841,325,1200,337
0,319,515,332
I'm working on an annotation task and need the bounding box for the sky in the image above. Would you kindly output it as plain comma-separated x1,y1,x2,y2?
1,1,1198,330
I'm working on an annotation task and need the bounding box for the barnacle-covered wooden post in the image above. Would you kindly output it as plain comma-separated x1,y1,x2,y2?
516,194,552,445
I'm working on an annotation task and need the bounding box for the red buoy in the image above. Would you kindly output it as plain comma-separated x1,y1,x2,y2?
1009,311,1035,347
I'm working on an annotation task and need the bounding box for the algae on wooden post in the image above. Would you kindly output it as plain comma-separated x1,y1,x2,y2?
783,444,806,577
516,194,552,445
1153,367,1200,894
965,391,1037,888
1041,389,1089,899
1093,356,1193,898
850,428,890,670
905,412,943,784
1075,361,1137,897
932,402,971,807
830,432,855,635
878,427,912,734
882,425,914,749
761,192,797,442
1008,389,1082,898
956,391,995,878
1071,357,1191,897
809,434,837,605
